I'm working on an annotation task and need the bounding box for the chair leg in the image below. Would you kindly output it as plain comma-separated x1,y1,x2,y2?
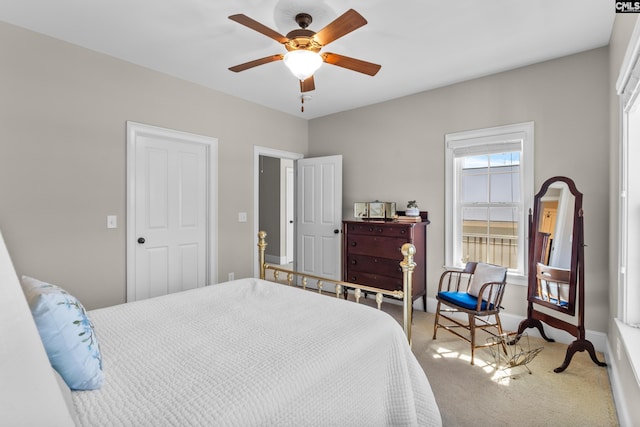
469,313,476,365
432,301,441,339
495,314,508,355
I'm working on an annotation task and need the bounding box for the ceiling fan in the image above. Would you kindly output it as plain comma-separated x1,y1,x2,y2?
228,9,381,96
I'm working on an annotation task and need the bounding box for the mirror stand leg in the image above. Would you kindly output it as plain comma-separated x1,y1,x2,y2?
554,339,607,373
517,318,555,343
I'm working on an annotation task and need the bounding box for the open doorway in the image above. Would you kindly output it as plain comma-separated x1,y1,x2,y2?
258,155,294,268
253,147,303,277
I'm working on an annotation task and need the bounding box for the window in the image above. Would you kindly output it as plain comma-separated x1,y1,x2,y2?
616,23,640,393
445,122,534,280
617,35,640,327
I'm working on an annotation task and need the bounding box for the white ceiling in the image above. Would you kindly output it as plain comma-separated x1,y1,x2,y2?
0,0,615,119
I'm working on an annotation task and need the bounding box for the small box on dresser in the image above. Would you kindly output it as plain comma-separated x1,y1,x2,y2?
342,212,429,309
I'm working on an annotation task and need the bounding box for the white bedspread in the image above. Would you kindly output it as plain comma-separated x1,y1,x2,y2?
72,278,441,426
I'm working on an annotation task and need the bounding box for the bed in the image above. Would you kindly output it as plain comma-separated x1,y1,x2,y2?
0,229,441,426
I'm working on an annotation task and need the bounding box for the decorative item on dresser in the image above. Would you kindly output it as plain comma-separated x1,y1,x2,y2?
353,200,396,220
343,211,429,309
405,200,420,217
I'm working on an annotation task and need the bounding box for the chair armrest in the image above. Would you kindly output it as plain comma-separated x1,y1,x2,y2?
437,268,474,293
475,281,507,310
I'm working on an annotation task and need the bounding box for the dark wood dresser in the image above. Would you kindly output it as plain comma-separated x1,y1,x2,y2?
342,213,429,309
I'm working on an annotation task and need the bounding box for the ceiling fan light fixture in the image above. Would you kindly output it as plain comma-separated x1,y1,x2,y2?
283,50,323,81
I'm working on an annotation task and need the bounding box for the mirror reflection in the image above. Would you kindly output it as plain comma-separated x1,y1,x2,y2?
537,182,575,269
531,179,578,313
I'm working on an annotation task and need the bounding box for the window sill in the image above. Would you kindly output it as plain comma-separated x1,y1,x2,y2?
507,272,527,286
615,318,640,386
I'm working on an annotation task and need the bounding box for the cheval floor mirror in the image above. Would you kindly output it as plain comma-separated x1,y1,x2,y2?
517,176,607,373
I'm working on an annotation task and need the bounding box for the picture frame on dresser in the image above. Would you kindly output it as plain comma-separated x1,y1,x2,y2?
342,211,429,310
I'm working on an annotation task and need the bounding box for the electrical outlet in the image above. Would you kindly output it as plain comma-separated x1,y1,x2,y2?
228,272,234,281
238,212,248,223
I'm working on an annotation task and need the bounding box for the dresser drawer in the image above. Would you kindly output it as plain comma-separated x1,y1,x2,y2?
346,235,406,259
344,270,403,292
342,217,428,303
344,222,414,238
345,254,402,276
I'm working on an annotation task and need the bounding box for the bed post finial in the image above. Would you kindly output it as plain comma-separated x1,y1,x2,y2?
258,231,267,280
401,243,416,346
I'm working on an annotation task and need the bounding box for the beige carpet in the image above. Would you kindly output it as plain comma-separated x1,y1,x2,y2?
387,307,618,426
268,282,618,426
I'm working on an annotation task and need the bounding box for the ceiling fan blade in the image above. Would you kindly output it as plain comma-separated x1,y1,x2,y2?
314,9,367,46
228,14,289,44
322,53,381,76
229,54,284,72
300,76,315,92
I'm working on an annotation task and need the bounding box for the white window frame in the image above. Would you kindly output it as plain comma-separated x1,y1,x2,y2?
445,122,534,284
615,19,640,392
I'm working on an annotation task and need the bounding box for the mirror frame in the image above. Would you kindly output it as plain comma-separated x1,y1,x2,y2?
519,176,606,372
527,176,582,316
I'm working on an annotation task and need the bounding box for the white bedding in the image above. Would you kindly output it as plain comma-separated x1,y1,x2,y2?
72,278,441,426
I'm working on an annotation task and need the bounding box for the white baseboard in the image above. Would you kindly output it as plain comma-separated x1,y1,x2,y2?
606,339,631,427
425,297,608,353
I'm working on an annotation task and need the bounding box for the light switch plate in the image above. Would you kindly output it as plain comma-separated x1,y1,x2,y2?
238,212,247,223
107,215,117,229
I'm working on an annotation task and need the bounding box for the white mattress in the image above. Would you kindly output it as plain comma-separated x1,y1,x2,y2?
72,278,441,426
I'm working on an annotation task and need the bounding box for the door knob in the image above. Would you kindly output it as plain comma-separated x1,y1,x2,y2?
334,229,339,234
137,237,145,244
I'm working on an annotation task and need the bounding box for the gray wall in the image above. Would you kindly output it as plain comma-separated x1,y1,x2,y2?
0,22,308,310
309,47,610,333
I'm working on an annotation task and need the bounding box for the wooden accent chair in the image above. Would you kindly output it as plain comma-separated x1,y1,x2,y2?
433,262,508,365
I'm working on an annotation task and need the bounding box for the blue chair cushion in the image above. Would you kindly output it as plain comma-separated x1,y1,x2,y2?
437,291,492,311
543,296,569,308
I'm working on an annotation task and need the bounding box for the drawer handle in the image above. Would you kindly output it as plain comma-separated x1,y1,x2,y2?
351,259,357,265
400,229,406,234
368,227,374,232
351,241,357,247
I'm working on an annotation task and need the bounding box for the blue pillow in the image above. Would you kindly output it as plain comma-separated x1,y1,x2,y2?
20,276,103,390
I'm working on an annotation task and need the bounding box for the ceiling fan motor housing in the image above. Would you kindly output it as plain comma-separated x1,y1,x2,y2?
284,29,321,52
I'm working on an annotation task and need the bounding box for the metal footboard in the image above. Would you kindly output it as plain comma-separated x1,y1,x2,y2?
257,231,416,345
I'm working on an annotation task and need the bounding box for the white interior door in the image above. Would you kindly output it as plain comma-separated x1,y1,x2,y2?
127,122,218,302
296,155,343,284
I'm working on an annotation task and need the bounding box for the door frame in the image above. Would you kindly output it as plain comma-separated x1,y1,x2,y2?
285,165,294,264
253,146,303,278
126,121,218,302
